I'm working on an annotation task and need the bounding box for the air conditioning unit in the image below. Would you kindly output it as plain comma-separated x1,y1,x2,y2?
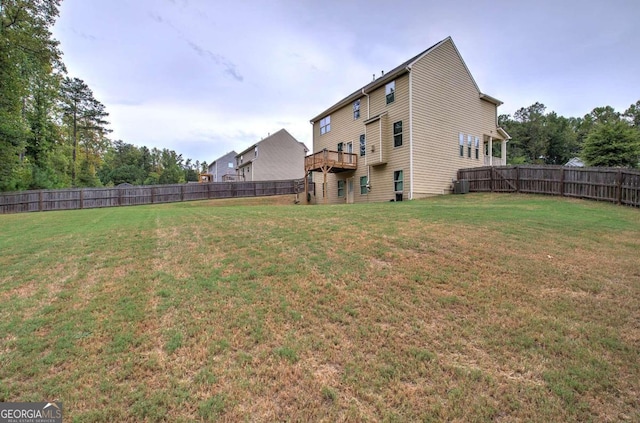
453,179,469,194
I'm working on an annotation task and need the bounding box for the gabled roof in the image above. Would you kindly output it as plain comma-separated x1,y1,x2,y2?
236,129,308,157
310,36,502,123
210,150,237,164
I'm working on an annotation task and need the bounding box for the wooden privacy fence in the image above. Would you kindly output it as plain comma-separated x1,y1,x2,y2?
0,179,308,214
457,165,640,208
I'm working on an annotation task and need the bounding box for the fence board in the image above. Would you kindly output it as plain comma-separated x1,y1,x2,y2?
0,179,308,214
458,165,640,208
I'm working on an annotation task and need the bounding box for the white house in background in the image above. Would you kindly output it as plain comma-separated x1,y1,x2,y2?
208,151,237,182
565,157,585,167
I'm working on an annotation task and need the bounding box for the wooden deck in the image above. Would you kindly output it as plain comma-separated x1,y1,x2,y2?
305,150,358,173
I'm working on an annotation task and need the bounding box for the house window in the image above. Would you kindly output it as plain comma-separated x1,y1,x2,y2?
475,137,480,159
359,134,366,156
240,155,244,164
254,147,258,158
393,121,403,147
320,115,331,135
394,170,403,192
353,100,360,120
459,133,464,157
228,162,233,168
360,176,368,194
386,81,395,104
468,135,472,158
337,180,345,197
337,142,343,152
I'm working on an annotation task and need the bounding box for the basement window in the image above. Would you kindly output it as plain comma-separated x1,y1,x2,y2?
394,170,403,192
320,115,331,135
360,176,368,195
337,180,345,197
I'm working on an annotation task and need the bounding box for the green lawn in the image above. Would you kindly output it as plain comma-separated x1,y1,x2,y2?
0,194,638,422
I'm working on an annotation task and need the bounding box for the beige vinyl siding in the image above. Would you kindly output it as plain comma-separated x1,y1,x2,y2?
311,74,411,203
237,129,306,182
311,96,369,204
410,38,502,196
364,74,411,202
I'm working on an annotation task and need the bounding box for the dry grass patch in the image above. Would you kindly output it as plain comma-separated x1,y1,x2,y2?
0,194,638,421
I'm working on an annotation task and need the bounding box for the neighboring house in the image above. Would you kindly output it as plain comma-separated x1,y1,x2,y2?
565,157,584,167
306,36,510,204
235,129,308,181
208,150,238,182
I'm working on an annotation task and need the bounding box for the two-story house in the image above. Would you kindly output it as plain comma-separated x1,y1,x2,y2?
236,129,308,181
305,36,510,204
208,150,238,182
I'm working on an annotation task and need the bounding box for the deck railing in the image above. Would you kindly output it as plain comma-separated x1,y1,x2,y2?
305,150,358,172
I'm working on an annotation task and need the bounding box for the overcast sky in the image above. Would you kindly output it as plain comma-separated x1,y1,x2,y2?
52,0,640,164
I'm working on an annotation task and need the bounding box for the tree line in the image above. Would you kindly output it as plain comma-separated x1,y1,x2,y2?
0,0,206,192
499,101,640,168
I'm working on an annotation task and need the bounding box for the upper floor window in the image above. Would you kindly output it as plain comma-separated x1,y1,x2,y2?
359,134,366,157
228,162,233,168
386,81,395,104
459,133,464,157
320,115,331,135
254,147,258,158
393,121,403,147
240,155,244,164
353,100,361,119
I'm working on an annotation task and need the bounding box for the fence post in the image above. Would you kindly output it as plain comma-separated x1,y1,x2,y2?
39,190,43,212
490,167,494,192
514,166,519,193
80,189,84,209
151,187,155,203
616,169,623,205
180,185,185,202
560,167,565,197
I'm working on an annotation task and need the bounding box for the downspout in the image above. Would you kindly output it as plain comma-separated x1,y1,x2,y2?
408,66,414,200
362,88,371,199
